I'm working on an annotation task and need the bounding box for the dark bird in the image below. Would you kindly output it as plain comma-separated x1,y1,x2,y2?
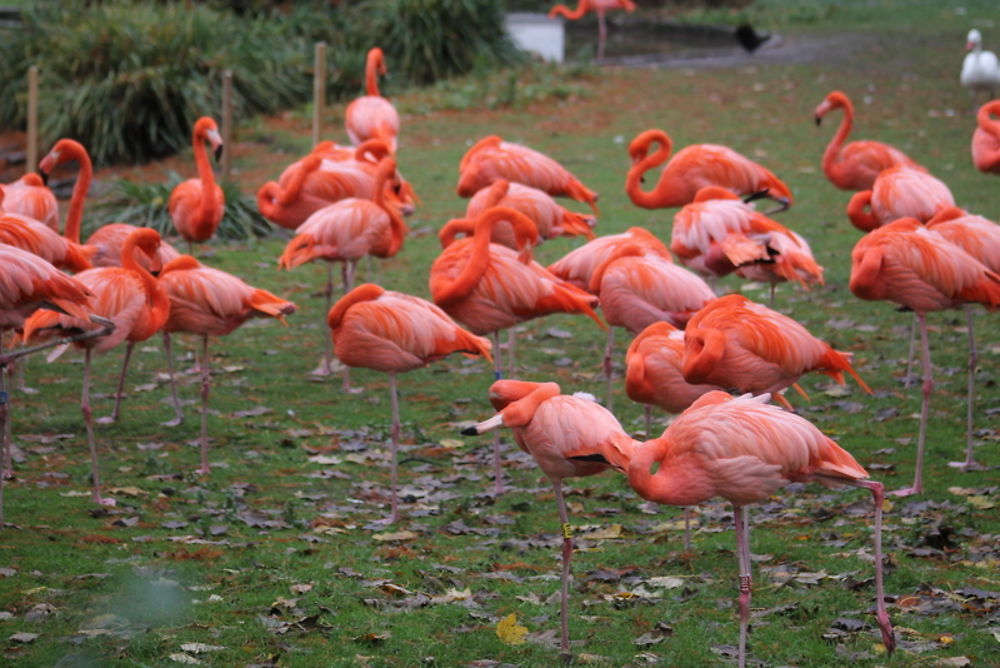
735,23,770,53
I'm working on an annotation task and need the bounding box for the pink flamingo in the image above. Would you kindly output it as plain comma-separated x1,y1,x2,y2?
814,90,919,191
683,294,872,409
0,173,58,229
22,229,169,506
971,99,1000,174
463,380,635,663
345,48,400,153
851,217,1000,494
547,226,669,291
158,255,296,473
624,391,895,667
625,129,793,212
548,0,637,62
169,116,225,251
330,284,492,522
456,135,599,215
846,164,954,232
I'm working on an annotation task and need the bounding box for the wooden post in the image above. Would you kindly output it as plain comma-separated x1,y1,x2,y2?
312,42,327,148
26,66,39,172
221,69,233,181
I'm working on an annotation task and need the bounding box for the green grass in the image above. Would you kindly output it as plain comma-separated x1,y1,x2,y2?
2,1,999,666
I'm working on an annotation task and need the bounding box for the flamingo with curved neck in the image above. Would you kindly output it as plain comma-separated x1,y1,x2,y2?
345,47,400,153
814,90,919,191
169,116,225,250
625,129,793,212
38,138,91,245
22,228,169,506
548,0,636,62
972,99,1000,173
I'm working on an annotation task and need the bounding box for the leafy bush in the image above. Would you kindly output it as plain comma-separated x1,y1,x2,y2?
94,174,273,241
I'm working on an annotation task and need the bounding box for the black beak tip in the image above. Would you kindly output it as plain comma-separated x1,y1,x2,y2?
461,426,479,436
37,169,49,186
814,116,822,126
214,146,224,163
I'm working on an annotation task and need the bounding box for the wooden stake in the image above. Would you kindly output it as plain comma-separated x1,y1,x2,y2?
26,66,39,172
221,69,233,180
313,42,327,148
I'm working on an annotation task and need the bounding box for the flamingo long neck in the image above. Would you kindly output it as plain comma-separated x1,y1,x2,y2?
433,207,532,306
279,157,322,206
62,143,93,244
978,101,1000,141
625,133,673,209
549,0,590,20
822,98,854,179
373,159,407,256
846,190,878,231
193,127,219,229
498,382,561,428
328,283,384,330
365,49,383,97
121,236,166,320
588,243,644,293
627,439,687,504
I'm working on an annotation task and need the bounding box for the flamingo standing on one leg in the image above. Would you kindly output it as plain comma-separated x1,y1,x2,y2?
462,380,635,663
169,116,225,253
588,243,715,409
851,218,1000,494
547,0,636,62
456,135,599,215
625,129,793,212
22,229,170,506
278,157,407,380
814,90,919,191
971,99,1000,173
846,164,954,231
682,294,872,409
430,206,605,492
623,391,895,667
0,173,58,230
926,206,1000,471
329,284,492,523
345,47,400,153
158,255,296,471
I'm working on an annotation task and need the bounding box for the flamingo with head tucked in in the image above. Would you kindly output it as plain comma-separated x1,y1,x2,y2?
0,173,58,230
548,226,670,292
169,116,225,252
547,0,636,62
345,47,400,153
971,99,1000,173
846,164,955,232
814,90,919,191
330,284,491,522
457,135,599,216
625,129,793,212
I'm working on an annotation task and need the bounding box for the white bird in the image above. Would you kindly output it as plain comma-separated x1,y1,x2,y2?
961,29,1000,108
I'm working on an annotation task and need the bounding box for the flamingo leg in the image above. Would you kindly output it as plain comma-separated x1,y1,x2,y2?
604,326,615,411
197,335,212,475
82,349,113,506
312,263,336,378
387,371,400,523
491,330,504,496
768,283,776,306
162,332,184,427
733,504,751,668
683,507,692,552
842,478,895,655
892,312,930,497
553,478,574,665
98,341,134,424
596,10,607,62
0,364,8,525
643,404,652,439
903,313,917,387
949,306,983,471
507,327,516,378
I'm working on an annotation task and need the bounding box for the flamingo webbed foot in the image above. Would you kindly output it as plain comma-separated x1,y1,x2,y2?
887,486,921,498
162,416,183,427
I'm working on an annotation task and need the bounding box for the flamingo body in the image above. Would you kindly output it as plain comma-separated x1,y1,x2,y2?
548,227,669,291
0,214,93,273
0,243,92,331
626,129,793,210
625,321,722,415
456,136,599,215
846,165,955,232
463,179,596,246
682,294,871,404
0,174,58,229
971,99,1000,173
345,48,400,153
169,117,225,245
814,90,918,191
